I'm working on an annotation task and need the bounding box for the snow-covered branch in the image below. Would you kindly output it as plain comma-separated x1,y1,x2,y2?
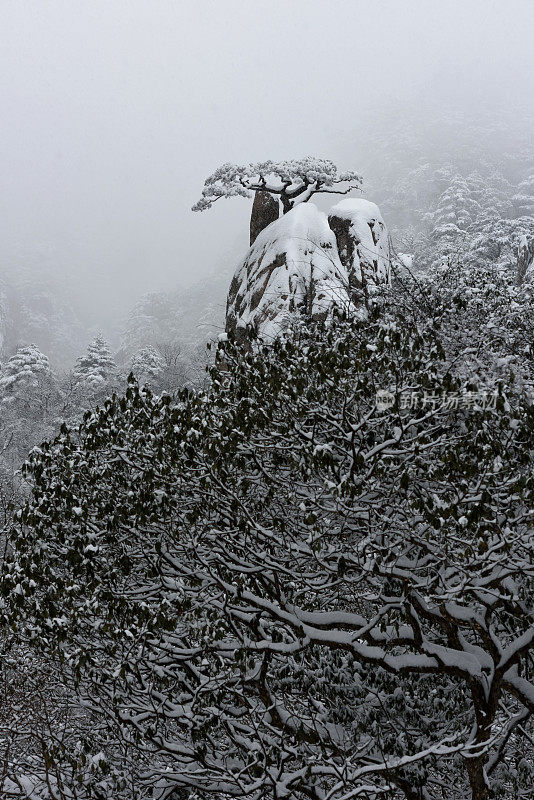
192,158,362,213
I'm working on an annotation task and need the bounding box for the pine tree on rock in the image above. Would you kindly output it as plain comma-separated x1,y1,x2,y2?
192,158,362,215
73,335,116,392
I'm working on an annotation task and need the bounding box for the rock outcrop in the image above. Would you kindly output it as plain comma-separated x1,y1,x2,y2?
517,235,534,285
226,202,352,343
250,190,280,245
328,199,390,301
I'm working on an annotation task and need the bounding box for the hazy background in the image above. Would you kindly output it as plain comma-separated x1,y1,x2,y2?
1,0,534,331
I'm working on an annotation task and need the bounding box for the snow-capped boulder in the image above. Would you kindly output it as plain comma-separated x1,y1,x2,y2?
226,202,352,343
328,199,391,300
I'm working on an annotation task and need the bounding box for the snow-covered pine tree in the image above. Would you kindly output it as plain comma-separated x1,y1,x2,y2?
513,166,534,217
73,335,117,392
130,346,165,388
192,158,362,214
426,175,482,238
467,170,512,224
0,344,52,408
423,173,518,271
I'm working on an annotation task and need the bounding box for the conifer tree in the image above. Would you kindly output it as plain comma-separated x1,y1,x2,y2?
0,344,52,407
426,175,482,239
130,346,165,387
513,167,534,217
73,335,116,392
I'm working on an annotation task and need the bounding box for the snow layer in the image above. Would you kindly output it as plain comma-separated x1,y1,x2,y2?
328,199,391,293
226,203,353,343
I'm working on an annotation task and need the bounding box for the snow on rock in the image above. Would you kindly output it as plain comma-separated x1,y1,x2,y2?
328,199,391,302
397,252,414,270
226,202,353,344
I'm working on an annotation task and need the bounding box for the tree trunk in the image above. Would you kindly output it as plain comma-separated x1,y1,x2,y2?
466,757,490,800
250,191,280,245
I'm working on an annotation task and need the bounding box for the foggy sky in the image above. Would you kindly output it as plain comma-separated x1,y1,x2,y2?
2,0,534,327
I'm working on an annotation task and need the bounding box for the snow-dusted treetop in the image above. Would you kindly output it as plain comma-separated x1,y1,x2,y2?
192,157,362,214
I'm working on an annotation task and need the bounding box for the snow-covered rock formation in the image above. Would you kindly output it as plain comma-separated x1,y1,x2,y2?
328,199,391,300
226,203,352,343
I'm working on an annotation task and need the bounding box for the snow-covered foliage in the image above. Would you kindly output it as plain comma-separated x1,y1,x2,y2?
192,157,362,214
0,345,58,491
0,640,119,800
390,166,534,277
400,258,534,405
226,202,354,342
73,335,117,392
0,344,52,405
328,198,391,300
3,273,534,799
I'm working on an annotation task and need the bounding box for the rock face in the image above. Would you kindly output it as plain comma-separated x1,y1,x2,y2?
250,190,280,245
226,203,352,344
517,235,534,285
328,199,390,301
